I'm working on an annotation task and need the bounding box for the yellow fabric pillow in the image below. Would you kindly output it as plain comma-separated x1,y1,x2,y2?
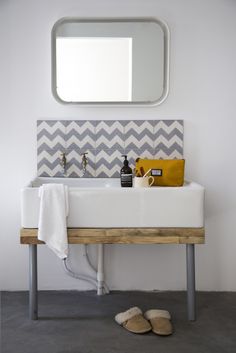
135,159,185,186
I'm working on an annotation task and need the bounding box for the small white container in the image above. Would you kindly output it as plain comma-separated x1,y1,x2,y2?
134,176,154,188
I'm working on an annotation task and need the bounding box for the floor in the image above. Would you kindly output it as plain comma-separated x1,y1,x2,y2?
1,291,236,353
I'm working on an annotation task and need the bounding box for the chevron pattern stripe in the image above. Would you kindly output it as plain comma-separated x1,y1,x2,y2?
66,121,96,150
37,120,183,177
95,149,124,177
96,121,125,150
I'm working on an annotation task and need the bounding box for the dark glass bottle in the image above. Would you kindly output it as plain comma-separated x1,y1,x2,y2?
120,155,133,187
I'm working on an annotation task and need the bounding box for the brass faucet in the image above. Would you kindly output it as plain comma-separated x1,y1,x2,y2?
59,151,88,177
60,152,67,176
81,152,88,176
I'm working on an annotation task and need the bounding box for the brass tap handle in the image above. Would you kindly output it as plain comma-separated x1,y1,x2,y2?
81,152,88,169
81,152,88,159
60,152,67,167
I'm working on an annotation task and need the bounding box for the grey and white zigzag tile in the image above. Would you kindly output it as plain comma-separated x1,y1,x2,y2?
95,149,124,177
37,142,65,155
37,120,67,132
95,153,122,177
154,150,183,159
153,120,183,136
95,121,125,150
153,120,183,152
154,128,183,140
37,121,66,152
38,164,63,178
37,120,184,178
66,121,96,149
96,120,125,134
124,120,155,149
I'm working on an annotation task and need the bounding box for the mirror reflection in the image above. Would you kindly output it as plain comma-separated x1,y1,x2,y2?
52,18,169,104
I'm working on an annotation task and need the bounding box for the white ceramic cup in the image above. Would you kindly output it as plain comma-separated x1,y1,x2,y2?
134,176,155,188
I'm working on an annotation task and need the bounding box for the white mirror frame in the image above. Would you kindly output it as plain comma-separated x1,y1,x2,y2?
51,17,170,106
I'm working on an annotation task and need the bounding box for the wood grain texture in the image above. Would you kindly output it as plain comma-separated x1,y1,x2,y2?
20,228,205,245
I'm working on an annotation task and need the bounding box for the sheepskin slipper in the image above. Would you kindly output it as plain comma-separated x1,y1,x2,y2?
144,309,173,336
115,307,152,334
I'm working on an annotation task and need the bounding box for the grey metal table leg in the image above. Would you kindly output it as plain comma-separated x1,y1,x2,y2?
186,244,196,321
29,244,38,320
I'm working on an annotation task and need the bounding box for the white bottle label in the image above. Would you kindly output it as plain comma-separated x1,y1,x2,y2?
121,173,133,186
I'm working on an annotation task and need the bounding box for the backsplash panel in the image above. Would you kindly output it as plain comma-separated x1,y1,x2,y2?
37,120,184,178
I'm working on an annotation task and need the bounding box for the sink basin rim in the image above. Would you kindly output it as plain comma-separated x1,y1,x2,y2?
21,177,205,228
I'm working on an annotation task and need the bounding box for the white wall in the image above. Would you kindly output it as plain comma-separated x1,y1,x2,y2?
1,0,236,291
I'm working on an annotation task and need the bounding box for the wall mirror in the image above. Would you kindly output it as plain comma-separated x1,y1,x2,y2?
52,18,169,105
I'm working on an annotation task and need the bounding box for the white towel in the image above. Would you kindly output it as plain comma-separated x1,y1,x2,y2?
38,184,69,259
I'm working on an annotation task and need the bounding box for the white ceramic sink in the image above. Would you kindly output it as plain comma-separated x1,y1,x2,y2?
21,177,204,228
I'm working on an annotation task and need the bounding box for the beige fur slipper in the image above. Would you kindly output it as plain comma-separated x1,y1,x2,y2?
144,309,173,336
115,307,152,334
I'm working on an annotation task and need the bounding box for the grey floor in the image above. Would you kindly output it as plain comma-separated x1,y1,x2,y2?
1,291,236,353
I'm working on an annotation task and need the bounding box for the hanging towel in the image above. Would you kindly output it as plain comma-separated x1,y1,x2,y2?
38,184,69,259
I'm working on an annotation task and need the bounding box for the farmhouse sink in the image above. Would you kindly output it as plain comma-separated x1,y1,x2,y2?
21,177,204,228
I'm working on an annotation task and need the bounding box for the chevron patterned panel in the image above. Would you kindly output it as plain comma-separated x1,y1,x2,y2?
37,120,183,178
153,120,184,159
124,120,155,151
66,121,96,150
95,120,126,150
37,121,67,177
95,149,124,177
37,120,66,153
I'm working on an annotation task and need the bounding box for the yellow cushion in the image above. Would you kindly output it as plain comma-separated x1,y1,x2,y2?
135,159,185,186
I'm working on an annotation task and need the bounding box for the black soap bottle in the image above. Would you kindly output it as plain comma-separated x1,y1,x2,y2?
120,155,133,187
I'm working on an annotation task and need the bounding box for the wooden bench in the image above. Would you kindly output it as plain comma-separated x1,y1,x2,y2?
20,227,205,321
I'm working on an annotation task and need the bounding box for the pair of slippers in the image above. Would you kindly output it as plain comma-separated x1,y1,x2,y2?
115,307,173,335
